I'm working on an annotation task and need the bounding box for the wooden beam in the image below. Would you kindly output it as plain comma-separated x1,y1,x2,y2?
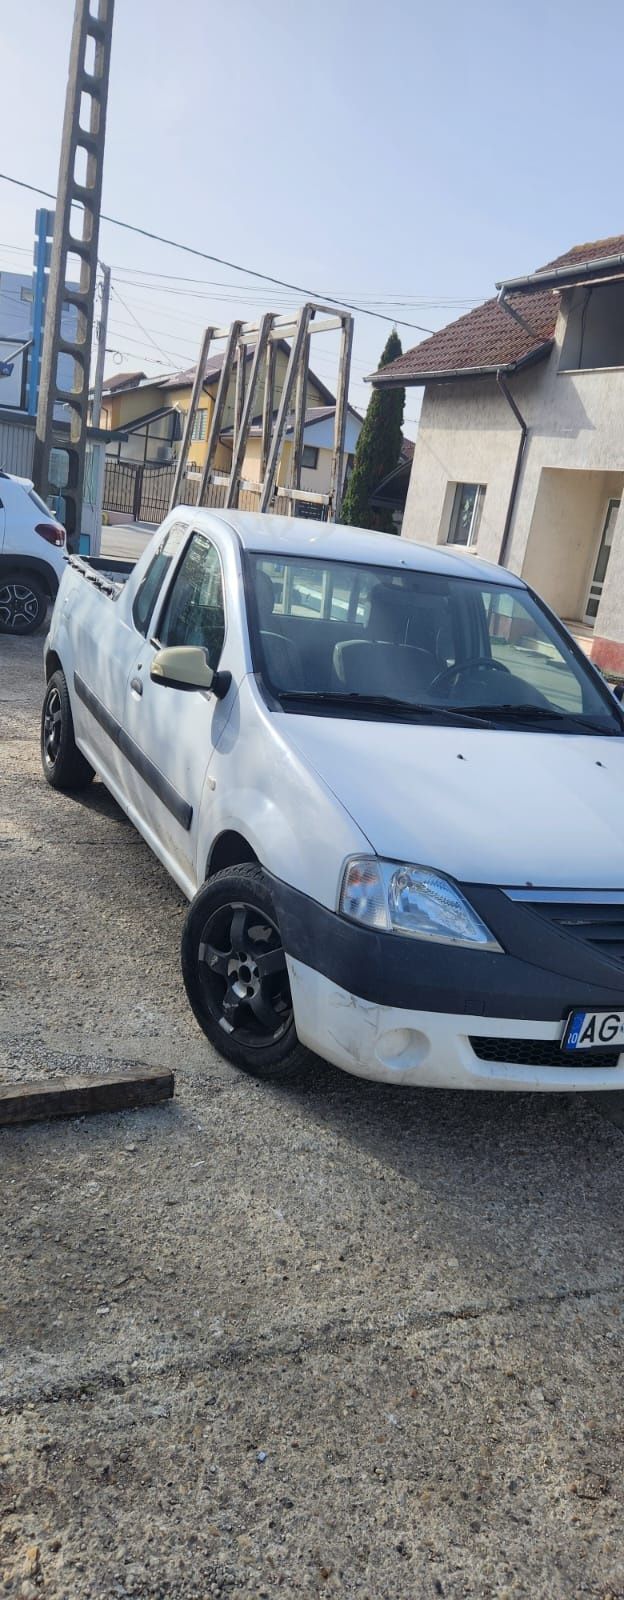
0,1068,174,1127
169,325,214,510
275,486,330,505
226,313,273,508
198,320,242,506
289,330,310,512
330,315,354,522
260,304,312,513
261,336,276,481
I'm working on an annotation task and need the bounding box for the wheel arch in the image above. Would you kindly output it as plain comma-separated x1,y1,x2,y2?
0,555,59,598
205,829,259,880
45,648,64,682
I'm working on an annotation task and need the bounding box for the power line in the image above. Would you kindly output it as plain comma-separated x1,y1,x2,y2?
109,283,178,367
0,170,434,335
105,345,174,368
107,262,483,307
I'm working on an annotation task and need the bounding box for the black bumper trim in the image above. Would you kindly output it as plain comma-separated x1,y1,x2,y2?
74,672,192,832
267,875,624,1023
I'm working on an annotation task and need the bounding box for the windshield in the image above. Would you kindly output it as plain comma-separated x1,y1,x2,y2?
246,554,622,735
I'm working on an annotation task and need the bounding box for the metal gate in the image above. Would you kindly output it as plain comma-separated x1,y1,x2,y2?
103,456,328,525
103,459,192,523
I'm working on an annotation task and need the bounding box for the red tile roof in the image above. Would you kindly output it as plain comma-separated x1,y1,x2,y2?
538,234,624,273
371,233,624,388
371,290,558,387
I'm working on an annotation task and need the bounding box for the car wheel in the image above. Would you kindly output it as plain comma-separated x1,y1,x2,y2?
0,573,48,634
181,864,308,1080
41,669,95,790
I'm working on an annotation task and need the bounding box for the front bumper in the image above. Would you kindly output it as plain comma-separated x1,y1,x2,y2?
286,959,624,1089
269,874,624,1091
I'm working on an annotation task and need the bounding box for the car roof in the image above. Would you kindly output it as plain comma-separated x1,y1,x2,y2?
172,507,525,587
0,472,33,491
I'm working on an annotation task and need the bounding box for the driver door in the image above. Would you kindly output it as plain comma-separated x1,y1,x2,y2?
122,529,228,892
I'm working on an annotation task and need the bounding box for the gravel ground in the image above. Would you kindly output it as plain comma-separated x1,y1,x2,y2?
2,632,624,1599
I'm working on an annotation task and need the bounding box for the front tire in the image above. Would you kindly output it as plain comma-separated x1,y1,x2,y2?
41,670,95,790
181,864,308,1080
0,572,48,634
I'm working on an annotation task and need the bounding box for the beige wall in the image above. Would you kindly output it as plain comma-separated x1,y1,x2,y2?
102,383,164,430
521,469,624,618
243,434,345,494
402,376,524,565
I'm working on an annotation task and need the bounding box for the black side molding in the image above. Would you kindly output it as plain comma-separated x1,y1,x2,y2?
74,673,193,832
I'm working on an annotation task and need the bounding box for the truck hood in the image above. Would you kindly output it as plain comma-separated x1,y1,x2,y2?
283,714,624,889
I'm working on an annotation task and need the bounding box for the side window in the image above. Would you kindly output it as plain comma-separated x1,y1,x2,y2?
158,532,225,669
132,521,188,637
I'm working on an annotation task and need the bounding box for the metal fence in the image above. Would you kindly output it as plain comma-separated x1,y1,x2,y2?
103,458,139,517
103,459,202,523
102,455,327,526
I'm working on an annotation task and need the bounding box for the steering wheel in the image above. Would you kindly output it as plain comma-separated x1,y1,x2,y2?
430,656,512,697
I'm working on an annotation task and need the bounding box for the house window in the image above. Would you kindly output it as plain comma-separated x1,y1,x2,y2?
447,483,485,546
301,444,319,470
191,409,208,442
560,281,624,372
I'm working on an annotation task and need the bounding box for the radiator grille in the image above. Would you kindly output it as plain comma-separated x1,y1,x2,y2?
470,1036,622,1069
529,901,624,967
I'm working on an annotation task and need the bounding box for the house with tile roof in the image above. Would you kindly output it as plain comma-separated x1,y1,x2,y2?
369,236,624,673
99,346,362,521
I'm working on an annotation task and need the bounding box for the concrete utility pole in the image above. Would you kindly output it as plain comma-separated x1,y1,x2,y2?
26,209,55,416
91,263,111,429
33,0,115,550
89,262,111,558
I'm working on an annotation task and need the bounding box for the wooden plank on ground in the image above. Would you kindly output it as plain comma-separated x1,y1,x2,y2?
0,1068,175,1128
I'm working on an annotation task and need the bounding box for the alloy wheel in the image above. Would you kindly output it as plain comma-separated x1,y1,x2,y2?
198,899,293,1047
0,582,40,632
43,685,62,767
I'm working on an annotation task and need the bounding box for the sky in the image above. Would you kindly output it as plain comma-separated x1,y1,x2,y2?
1,0,623,437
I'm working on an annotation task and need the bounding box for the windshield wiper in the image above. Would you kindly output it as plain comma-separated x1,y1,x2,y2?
463,702,620,734
276,690,493,727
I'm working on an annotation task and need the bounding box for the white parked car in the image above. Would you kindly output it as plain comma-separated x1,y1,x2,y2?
41,509,624,1090
0,471,66,633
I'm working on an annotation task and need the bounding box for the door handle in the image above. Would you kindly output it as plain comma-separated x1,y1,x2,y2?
130,675,143,697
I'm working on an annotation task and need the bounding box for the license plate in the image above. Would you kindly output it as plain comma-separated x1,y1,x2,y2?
563,1008,624,1053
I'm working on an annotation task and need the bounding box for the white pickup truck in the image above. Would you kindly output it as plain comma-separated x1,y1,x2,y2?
42,508,624,1090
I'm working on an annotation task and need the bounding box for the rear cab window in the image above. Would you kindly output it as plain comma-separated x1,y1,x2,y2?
132,521,189,637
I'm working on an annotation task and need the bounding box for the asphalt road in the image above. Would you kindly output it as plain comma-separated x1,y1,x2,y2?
2,633,624,1599
101,523,154,563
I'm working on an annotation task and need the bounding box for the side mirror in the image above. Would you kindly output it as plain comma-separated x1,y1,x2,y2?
150,646,231,698
612,680,624,703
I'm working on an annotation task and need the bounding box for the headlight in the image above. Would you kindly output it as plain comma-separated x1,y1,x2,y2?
339,858,502,951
